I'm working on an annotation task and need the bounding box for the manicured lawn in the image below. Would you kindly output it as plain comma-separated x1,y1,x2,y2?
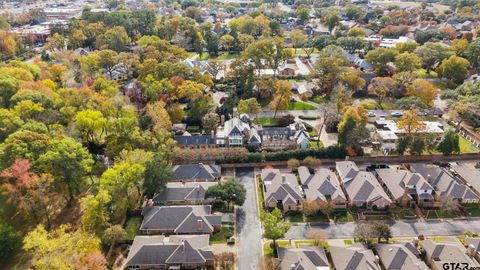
263,240,290,256
211,227,234,244
463,203,480,217
286,211,304,222
309,96,329,104
335,210,355,222
344,239,353,246
197,52,240,60
424,210,459,219
389,206,417,219
125,216,142,239
305,213,329,222
256,117,280,127
288,101,316,110
459,136,478,153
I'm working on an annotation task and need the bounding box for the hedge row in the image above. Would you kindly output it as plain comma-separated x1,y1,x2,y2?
215,145,347,164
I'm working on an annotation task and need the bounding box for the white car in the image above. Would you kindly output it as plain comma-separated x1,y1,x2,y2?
368,112,376,117
391,111,403,117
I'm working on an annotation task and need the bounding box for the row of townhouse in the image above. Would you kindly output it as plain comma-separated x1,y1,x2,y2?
125,164,223,270
278,236,480,270
261,161,480,213
175,115,311,151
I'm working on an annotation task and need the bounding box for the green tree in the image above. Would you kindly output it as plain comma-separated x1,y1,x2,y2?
372,221,392,243
437,129,460,155
37,137,94,203
410,138,425,155
438,55,470,84
289,29,307,53
237,98,261,118
75,109,107,145
244,37,293,77
262,208,291,248
414,42,453,71
325,13,340,33
95,26,131,52
80,189,111,235
365,48,398,75
143,151,172,197
220,34,235,54
465,39,480,69
205,178,246,210
296,4,310,21
0,222,22,260
394,52,422,72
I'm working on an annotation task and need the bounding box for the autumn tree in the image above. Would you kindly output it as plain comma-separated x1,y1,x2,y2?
220,34,235,54
406,79,438,107
202,112,220,133
215,252,235,270
244,37,293,77
397,107,425,136
270,80,292,118
23,225,103,269
302,200,320,216
372,221,392,243
80,189,111,235
353,223,374,245
414,42,453,71
237,98,261,118
95,26,131,52
325,12,340,33
465,39,480,69
368,77,395,109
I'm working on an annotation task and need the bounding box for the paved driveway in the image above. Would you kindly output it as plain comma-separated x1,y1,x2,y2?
235,168,262,270
286,219,480,239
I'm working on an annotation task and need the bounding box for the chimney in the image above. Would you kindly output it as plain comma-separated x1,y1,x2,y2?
426,174,432,183
211,129,215,138
181,240,185,253
196,219,204,230
290,263,296,270
196,184,200,192
233,107,238,118
221,115,225,126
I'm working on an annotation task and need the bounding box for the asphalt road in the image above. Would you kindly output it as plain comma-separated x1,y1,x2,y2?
235,168,262,270
286,219,480,239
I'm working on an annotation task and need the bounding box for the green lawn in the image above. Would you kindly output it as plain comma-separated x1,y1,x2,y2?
459,136,478,153
288,101,316,110
256,117,280,127
286,211,304,222
309,96,329,104
125,216,142,239
335,210,355,222
424,210,459,219
197,52,240,60
344,239,353,246
211,227,234,244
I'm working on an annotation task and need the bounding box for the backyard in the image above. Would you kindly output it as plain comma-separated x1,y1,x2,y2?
288,101,316,110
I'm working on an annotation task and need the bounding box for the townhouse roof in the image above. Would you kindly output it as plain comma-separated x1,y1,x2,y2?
422,237,480,269
375,242,429,270
140,205,221,234
330,244,381,270
152,182,217,204
174,135,217,146
298,166,346,202
171,164,220,182
278,245,330,270
376,168,433,200
410,164,479,201
262,168,303,207
125,235,212,267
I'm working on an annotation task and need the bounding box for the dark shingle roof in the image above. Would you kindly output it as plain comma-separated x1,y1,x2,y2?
172,164,220,182
174,135,216,146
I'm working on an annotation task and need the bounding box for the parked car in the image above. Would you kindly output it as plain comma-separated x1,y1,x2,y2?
418,111,428,116
368,111,376,117
391,111,403,117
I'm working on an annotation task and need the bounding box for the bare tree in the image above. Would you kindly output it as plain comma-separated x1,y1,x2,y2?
206,60,225,82
302,200,320,216
316,103,336,144
306,228,327,246
353,223,374,245
259,256,281,270
441,196,461,212
214,252,235,270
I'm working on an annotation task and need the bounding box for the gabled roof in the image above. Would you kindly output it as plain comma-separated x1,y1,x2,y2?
278,245,329,270
451,165,480,194
174,135,216,146
140,205,221,234
375,242,429,270
262,168,303,207
376,168,433,200
410,164,479,201
152,182,216,204
341,168,391,205
298,166,346,202
125,235,212,267
172,164,220,182
422,238,480,269
330,244,381,270
336,161,360,183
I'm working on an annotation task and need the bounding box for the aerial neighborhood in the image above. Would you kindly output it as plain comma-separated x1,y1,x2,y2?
2,0,480,269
